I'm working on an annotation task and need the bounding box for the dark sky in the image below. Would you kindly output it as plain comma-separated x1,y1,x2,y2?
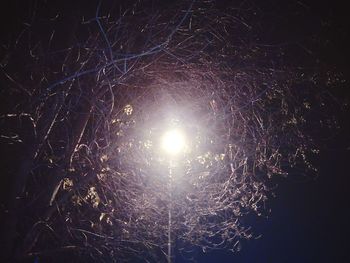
1,0,349,262
198,117,350,263
199,2,350,260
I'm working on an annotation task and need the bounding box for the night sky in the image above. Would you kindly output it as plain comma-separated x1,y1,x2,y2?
1,0,349,262
199,119,350,263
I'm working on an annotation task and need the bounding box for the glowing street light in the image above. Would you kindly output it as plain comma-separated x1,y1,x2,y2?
161,129,187,156
159,127,188,263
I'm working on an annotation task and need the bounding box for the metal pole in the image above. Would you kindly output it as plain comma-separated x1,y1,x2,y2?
167,166,172,263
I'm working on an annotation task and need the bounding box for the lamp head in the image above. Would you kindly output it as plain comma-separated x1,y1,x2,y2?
161,129,186,156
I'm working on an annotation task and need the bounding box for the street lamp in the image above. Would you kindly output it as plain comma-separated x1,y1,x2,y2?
161,129,187,156
160,127,187,263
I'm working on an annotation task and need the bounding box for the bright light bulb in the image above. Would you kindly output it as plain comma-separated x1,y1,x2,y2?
161,129,186,155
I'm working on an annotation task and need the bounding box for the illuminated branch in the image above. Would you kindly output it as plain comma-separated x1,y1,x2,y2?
0,1,344,262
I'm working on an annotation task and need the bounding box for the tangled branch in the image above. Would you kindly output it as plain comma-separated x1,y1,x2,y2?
0,0,345,262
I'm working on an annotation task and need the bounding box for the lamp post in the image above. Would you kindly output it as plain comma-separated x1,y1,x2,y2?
160,128,187,263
